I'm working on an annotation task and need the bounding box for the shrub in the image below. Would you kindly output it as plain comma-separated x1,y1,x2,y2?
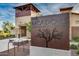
70,44,78,49
77,43,79,47
76,48,79,55
0,31,15,40
0,35,4,40
26,21,32,32
72,37,79,42
10,35,15,38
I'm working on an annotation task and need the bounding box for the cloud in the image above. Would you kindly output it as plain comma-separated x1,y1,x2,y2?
72,4,79,13
0,3,77,30
34,3,76,15
10,3,76,15
0,4,15,21
0,3,15,29
0,21,3,30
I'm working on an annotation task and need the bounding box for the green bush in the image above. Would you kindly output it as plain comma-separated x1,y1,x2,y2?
0,32,15,40
26,21,32,32
0,35,4,40
10,35,15,38
76,48,79,54
78,43,79,47
72,37,79,42
70,44,78,49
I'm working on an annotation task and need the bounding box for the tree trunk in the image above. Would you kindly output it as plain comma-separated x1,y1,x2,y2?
46,40,48,47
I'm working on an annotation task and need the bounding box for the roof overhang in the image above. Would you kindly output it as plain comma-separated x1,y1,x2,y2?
14,3,40,12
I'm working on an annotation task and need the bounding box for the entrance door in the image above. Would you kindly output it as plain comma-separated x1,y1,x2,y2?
20,26,26,37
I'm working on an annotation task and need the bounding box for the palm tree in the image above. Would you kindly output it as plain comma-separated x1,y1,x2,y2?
37,28,63,47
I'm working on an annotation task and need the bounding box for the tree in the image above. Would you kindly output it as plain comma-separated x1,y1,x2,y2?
0,30,2,33
2,21,15,33
37,28,63,47
26,21,32,32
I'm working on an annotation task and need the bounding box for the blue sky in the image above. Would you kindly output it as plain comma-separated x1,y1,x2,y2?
0,3,77,30
0,3,16,30
34,3,76,15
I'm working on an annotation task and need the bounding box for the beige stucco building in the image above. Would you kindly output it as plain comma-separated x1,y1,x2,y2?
70,13,79,38
15,3,79,40
60,7,79,40
15,4,41,38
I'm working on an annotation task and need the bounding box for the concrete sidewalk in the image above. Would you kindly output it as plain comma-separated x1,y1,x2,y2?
0,38,30,52
0,38,13,52
0,42,30,56
30,46,71,56
0,38,71,56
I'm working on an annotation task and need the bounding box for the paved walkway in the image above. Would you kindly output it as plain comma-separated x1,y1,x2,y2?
0,37,30,56
30,46,71,56
0,43,30,56
0,38,13,52
0,38,71,56
0,37,30,52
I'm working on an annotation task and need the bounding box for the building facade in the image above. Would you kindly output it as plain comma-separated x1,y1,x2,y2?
15,4,79,41
70,13,79,38
60,7,79,40
15,4,41,38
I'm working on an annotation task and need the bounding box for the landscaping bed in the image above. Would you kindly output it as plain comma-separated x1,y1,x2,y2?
70,37,79,56
0,35,15,40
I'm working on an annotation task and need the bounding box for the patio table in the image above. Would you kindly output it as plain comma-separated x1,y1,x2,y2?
8,38,30,56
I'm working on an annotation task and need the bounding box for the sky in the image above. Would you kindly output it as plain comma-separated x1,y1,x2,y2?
0,3,78,30
0,3,15,30
34,3,76,15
